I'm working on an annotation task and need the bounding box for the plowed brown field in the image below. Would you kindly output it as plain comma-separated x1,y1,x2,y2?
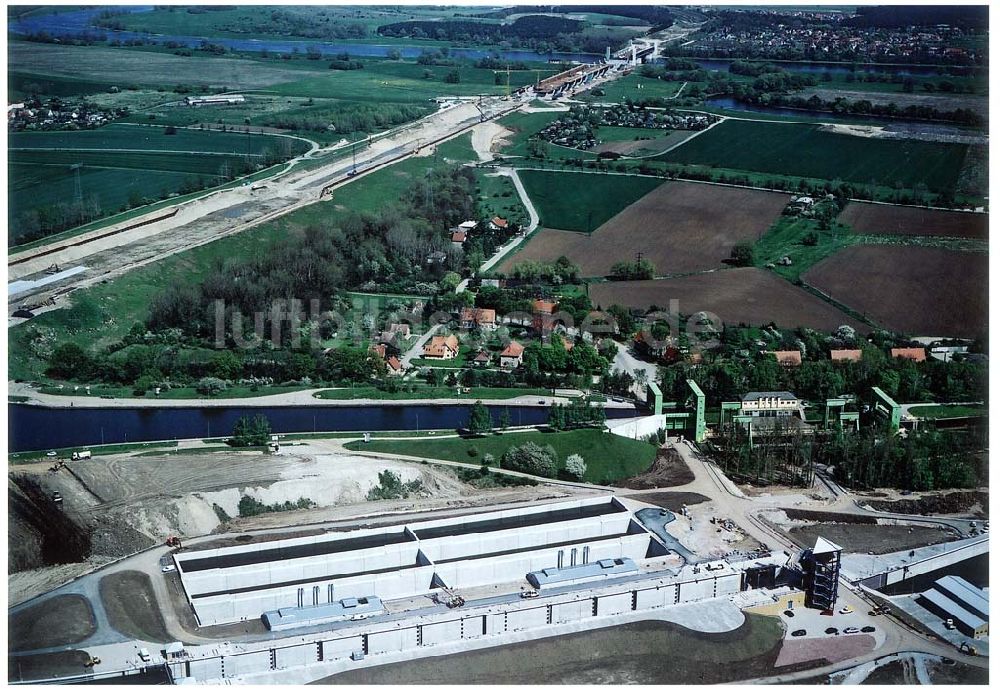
840,202,988,239
589,268,872,332
802,245,987,338
501,181,788,277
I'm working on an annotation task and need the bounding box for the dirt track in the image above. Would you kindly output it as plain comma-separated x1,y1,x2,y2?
501,180,788,276
590,268,872,333
802,245,987,338
840,202,987,239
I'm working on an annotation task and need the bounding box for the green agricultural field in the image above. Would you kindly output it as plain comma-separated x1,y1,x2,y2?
580,73,686,103
516,169,662,232
8,124,307,244
344,428,658,484
663,119,969,193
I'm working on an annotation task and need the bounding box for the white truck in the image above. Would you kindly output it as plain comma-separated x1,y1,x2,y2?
71,450,92,461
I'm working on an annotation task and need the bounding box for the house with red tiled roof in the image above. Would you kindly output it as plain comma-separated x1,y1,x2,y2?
370,343,387,359
490,216,508,230
423,334,460,360
830,349,862,363
499,341,525,370
471,350,491,367
450,227,468,246
891,347,926,362
386,356,404,375
769,350,802,367
459,307,497,331
532,299,558,334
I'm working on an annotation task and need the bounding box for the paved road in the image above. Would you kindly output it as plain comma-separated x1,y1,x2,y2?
479,167,539,273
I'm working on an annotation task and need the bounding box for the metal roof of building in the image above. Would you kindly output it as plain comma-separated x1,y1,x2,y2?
812,536,843,555
919,588,987,631
934,576,989,620
262,596,384,630
527,558,638,587
742,391,798,401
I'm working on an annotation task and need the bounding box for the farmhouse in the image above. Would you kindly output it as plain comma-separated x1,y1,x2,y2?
450,227,468,246
460,307,498,331
769,350,803,367
830,349,862,363
423,334,459,360
490,216,509,230
499,341,525,369
891,347,927,362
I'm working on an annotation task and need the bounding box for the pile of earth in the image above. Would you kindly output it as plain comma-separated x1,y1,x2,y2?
7,474,91,573
616,447,694,489
859,491,988,516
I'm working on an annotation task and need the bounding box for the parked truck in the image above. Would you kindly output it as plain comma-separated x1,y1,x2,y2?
71,450,92,461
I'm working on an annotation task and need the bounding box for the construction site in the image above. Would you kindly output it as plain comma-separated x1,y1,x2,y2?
8,433,989,684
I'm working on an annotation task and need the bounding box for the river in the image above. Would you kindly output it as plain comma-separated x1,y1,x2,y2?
7,403,637,452
8,6,600,64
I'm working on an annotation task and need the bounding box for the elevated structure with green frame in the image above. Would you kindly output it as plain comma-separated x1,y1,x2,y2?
872,387,902,432
686,379,706,442
646,383,663,415
824,398,860,431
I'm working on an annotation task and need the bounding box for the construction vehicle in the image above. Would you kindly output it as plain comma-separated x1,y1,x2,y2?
51,491,63,506
945,618,955,630
446,596,466,608
84,655,101,668
960,642,978,656
71,450,91,461
49,460,64,473
165,535,182,549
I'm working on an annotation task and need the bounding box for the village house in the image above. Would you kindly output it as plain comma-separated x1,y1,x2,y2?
460,307,498,331
370,343,387,360
450,227,468,247
471,350,492,368
532,299,558,334
830,349,862,363
489,216,509,231
769,350,803,367
499,341,525,370
387,323,411,340
423,334,460,360
385,356,404,376
891,347,927,362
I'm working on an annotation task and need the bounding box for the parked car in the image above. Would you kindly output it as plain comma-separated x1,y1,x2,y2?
843,627,860,635
861,626,876,633
520,589,539,599
161,564,176,573
46,451,57,457
138,648,151,662
825,627,839,635
791,629,807,637
783,609,795,617
839,605,854,614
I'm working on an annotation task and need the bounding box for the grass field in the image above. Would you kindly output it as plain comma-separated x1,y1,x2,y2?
580,74,686,103
476,171,530,227
663,119,969,193
7,135,474,381
344,427,658,484
752,216,854,282
516,170,663,233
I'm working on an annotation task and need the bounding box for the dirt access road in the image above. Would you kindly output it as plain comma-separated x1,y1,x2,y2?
8,97,514,320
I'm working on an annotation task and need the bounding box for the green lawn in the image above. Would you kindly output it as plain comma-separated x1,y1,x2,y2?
595,125,670,143
909,404,985,419
663,119,969,194
516,169,662,232
475,171,529,226
344,428,658,484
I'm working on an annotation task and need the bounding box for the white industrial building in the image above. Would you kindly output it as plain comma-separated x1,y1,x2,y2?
175,497,662,627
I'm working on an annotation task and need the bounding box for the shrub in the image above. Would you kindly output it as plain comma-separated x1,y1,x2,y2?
481,453,496,467
501,442,557,478
564,453,587,480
